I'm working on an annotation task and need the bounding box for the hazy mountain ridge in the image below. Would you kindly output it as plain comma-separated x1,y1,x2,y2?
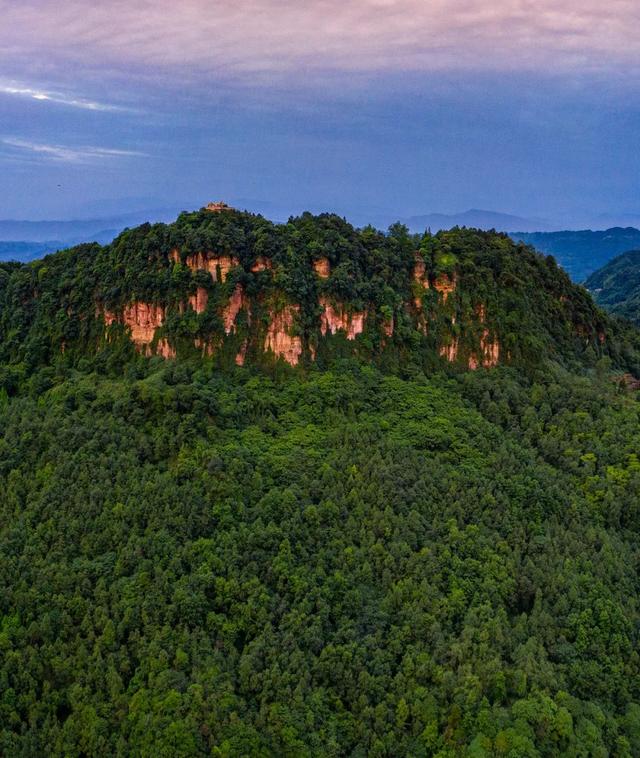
511,227,640,282
4,206,640,287
0,240,66,262
585,249,640,325
404,208,554,233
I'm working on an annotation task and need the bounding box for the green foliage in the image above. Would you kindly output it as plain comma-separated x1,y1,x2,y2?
585,250,640,325
511,228,640,282
1,362,640,755
2,210,640,755
0,211,625,380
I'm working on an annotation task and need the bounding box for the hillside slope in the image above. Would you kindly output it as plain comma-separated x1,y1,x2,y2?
2,208,640,756
585,250,640,325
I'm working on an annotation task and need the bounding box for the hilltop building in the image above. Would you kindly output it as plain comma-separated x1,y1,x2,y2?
205,201,233,213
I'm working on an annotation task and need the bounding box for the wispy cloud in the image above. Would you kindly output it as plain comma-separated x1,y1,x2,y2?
1,138,146,163
0,82,127,112
1,1,639,84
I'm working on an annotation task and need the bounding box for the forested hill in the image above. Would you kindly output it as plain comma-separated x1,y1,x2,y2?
585,250,640,326
0,207,631,388
3,207,640,756
510,227,640,282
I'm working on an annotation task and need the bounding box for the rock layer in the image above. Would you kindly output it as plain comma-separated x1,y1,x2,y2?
98,256,501,369
320,297,366,340
264,305,303,365
171,250,239,282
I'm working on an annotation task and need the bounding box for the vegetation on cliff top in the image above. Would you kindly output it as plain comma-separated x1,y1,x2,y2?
2,210,640,756
0,209,628,386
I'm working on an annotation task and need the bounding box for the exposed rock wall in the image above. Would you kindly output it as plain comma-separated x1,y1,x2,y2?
440,341,459,363
313,258,330,278
434,274,456,302
171,250,239,282
223,285,249,334
251,257,273,272
156,338,176,359
189,287,209,314
98,254,501,370
264,305,303,365
319,296,366,339
101,302,172,357
468,333,500,370
103,302,165,347
439,304,499,369
235,340,248,366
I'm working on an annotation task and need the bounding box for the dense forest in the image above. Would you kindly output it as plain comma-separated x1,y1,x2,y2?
1,208,640,756
585,250,640,326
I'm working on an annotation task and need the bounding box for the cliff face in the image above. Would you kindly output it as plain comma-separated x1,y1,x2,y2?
264,305,303,365
171,249,238,282
0,210,614,373
319,297,366,340
97,249,500,367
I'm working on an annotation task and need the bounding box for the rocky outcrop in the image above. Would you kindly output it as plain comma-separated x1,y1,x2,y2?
434,274,456,302
97,261,502,370
102,302,165,347
319,296,366,339
156,338,176,359
413,256,428,286
313,258,330,278
468,332,500,369
264,305,303,365
235,340,248,366
171,250,239,282
440,340,459,363
189,287,209,314
222,285,249,334
251,257,273,273
100,302,175,358
413,256,431,314
439,305,499,369
470,305,499,369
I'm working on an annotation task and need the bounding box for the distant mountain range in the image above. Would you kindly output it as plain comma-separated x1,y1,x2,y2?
0,241,69,263
0,208,182,261
511,228,640,282
403,209,553,233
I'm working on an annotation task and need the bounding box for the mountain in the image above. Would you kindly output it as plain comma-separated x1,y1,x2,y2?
0,240,66,262
511,227,640,282
585,249,640,325
0,208,618,375
2,207,640,756
0,207,183,260
0,217,128,243
404,209,553,234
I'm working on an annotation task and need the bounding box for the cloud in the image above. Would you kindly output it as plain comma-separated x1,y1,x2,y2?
0,82,127,112
1,0,639,87
0,138,146,163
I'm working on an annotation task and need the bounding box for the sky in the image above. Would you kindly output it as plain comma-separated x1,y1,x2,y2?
0,0,639,227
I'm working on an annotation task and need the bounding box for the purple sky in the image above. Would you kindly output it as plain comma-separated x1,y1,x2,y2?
1,0,639,226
